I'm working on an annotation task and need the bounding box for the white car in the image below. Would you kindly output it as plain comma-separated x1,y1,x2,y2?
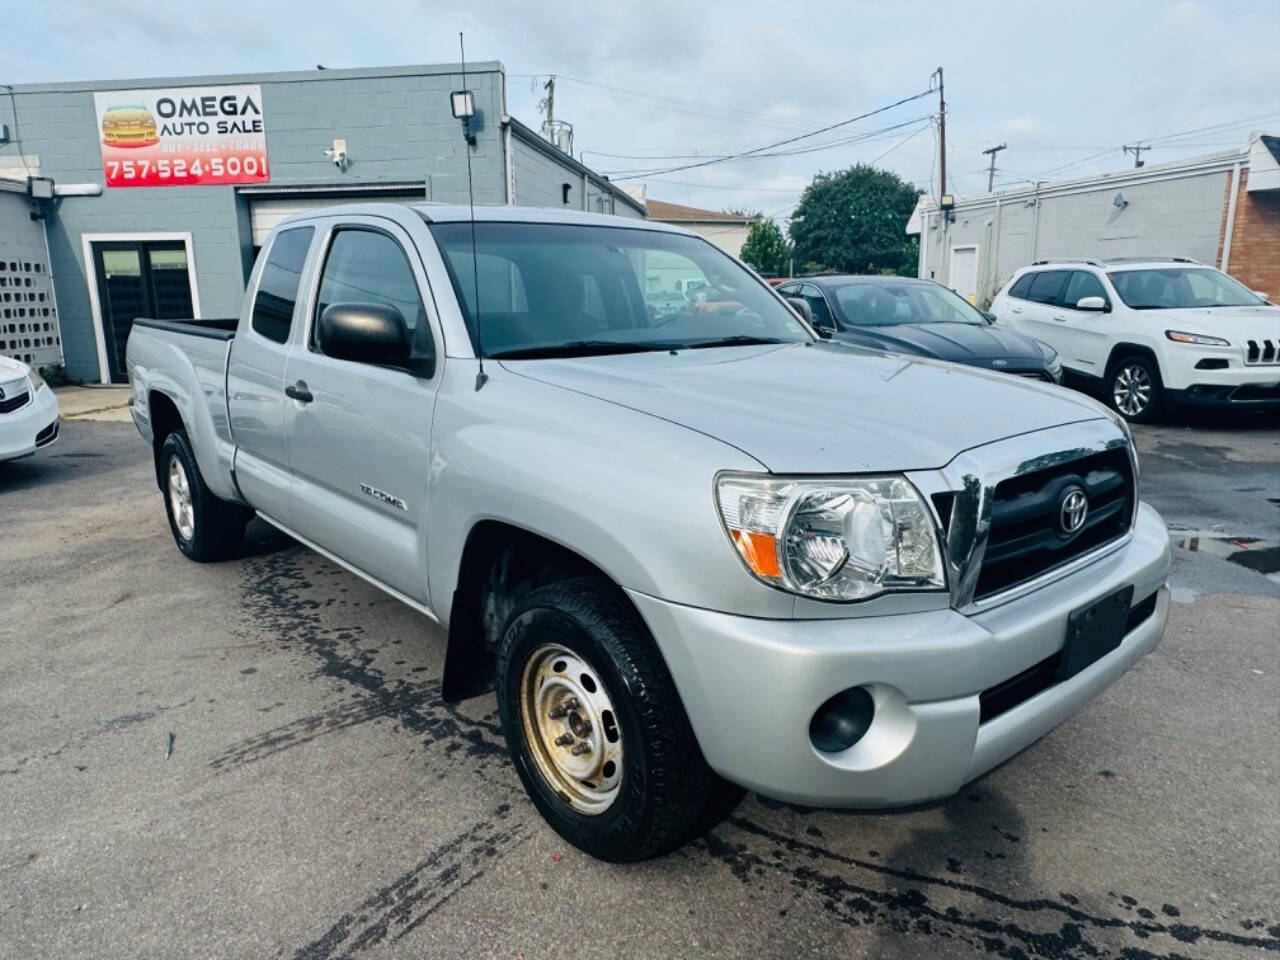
0,355,60,461
991,258,1280,422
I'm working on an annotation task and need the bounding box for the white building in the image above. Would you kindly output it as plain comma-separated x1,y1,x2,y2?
907,132,1280,308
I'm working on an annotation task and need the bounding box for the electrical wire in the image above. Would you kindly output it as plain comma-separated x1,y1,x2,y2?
606,88,936,181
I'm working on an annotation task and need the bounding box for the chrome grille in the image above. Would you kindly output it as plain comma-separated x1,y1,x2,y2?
1245,339,1278,365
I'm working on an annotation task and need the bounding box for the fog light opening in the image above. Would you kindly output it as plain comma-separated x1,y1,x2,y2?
809,687,875,754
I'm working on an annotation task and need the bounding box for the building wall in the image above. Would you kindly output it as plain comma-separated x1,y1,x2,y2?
918,165,1232,307
0,64,507,381
510,134,643,219
0,188,61,368
1223,169,1280,298
676,222,752,258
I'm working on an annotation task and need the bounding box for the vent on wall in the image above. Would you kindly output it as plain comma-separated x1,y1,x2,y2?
0,258,62,368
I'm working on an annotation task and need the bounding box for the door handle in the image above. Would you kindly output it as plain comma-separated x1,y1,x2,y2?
1053,315,1068,322
284,381,313,403
1011,308,1023,314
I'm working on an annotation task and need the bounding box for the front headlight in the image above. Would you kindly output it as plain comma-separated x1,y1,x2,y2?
715,473,946,601
27,368,47,393
1165,330,1230,347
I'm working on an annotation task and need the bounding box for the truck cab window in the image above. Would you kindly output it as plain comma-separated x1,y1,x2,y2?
251,227,314,344
313,228,432,361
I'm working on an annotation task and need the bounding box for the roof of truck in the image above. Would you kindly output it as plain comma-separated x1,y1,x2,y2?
274,201,696,236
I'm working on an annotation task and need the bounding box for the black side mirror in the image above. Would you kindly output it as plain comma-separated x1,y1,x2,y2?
319,301,428,374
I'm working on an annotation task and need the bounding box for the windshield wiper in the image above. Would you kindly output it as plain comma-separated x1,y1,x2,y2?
489,340,679,360
683,335,792,350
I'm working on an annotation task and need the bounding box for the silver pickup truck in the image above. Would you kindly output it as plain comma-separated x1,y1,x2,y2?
127,203,1172,861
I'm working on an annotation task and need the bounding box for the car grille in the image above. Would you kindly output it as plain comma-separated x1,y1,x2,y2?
972,448,1135,602
0,389,31,414
1245,339,1278,365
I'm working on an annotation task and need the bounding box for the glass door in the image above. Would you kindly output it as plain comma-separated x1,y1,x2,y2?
92,241,194,382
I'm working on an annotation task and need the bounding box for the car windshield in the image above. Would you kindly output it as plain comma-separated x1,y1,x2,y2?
426,221,811,358
830,280,986,327
1107,268,1265,310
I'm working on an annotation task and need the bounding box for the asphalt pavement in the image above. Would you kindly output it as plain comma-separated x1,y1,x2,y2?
1,415,1277,959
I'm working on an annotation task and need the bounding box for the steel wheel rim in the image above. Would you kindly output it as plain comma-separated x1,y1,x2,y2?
1113,364,1151,417
519,643,623,815
167,456,194,541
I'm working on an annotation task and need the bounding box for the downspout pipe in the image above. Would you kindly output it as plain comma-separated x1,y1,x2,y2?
1221,160,1242,272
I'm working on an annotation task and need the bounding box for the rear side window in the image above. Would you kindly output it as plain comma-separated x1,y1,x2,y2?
251,227,314,344
1008,273,1035,300
1063,271,1108,308
1027,270,1069,305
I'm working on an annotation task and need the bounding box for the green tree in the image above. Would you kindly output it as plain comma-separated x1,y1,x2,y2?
739,218,790,275
789,164,921,276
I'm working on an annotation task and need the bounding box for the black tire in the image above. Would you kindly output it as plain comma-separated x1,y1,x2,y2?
1107,353,1163,423
159,430,249,562
496,577,717,861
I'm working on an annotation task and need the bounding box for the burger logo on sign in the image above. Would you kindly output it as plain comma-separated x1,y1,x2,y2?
100,105,159,148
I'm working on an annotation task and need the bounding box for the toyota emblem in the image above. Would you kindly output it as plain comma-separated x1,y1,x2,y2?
1058,486,1089,535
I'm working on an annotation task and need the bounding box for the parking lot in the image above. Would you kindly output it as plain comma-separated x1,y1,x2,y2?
2,414,1277,960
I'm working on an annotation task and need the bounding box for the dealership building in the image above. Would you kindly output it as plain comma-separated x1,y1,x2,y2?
0,62,644,383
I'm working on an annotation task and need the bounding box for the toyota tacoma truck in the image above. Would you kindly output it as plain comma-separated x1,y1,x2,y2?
126,203,1172,861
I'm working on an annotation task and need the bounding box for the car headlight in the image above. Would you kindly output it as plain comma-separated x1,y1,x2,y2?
27,368,47,393
715,473,945,601
1165,330,1230,346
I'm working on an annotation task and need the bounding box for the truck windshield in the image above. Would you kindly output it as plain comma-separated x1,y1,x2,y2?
426,221,811,358
1107,268,1265,310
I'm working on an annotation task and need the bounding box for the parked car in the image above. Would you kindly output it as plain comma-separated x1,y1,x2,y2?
643,290,688,319
777,276,1062,382
0,356,59,462
126,203,1170,861
991,257,1280,422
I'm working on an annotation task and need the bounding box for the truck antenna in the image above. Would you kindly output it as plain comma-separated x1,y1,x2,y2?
460,32,487,391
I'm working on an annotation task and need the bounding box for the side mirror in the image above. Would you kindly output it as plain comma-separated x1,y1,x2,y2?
786,296,813,323
1075,296,1108,312
318,301,412,366
983,311,997,325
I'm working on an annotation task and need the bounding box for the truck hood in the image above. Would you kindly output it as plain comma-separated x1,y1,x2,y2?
503,341,1112,473
1141,304,1280,343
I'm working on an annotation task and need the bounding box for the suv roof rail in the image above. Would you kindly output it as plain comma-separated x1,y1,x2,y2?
1030,258,1106,267
1102,256,1203,265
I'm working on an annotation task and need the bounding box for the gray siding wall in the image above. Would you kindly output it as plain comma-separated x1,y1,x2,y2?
919,167,1230,306
0,65,506,380
510,135,644,219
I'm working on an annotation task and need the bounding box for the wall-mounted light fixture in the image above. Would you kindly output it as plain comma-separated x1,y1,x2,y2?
1113,192,1129,209
939,192,956,223
451,90,477,145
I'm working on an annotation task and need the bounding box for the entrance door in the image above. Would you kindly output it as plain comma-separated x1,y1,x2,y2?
949,245,979,304
92,240,194,382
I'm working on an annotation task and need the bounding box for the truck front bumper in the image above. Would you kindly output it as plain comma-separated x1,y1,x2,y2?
0,385,60,462
629,501,1171,807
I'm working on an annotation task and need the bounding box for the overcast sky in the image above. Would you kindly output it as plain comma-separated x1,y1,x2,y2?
6,0,1279,226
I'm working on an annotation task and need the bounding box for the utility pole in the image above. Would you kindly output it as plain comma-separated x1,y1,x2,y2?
538,75,556,137
982,143,1007,192
1123,143,1150,168
933,67,947,198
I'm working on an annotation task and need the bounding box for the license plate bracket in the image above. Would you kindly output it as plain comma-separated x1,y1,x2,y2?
1057,585,1134,682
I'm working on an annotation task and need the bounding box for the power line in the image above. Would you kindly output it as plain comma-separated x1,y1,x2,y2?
607,87,936,181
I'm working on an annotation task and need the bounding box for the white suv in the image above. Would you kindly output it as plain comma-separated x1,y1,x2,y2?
990,258,1280,422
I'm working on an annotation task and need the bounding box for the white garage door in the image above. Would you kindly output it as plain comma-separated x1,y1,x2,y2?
949,245,979,304
249,193,425,246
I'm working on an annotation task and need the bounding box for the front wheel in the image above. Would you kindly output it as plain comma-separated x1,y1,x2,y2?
496,577,716,861
160,430,248,562
1108,354,1163,423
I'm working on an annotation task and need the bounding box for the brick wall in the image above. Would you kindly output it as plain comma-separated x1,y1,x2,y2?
1222,169,1280,298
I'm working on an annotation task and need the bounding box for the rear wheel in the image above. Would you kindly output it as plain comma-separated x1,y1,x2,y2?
1108,354,1163,423
496,577,717,861
160,430,249,562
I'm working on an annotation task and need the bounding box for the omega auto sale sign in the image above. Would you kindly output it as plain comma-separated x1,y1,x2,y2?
93,84,269,187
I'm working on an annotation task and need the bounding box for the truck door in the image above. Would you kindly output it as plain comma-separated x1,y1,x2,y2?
282,218,441,605
227,225,316,524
